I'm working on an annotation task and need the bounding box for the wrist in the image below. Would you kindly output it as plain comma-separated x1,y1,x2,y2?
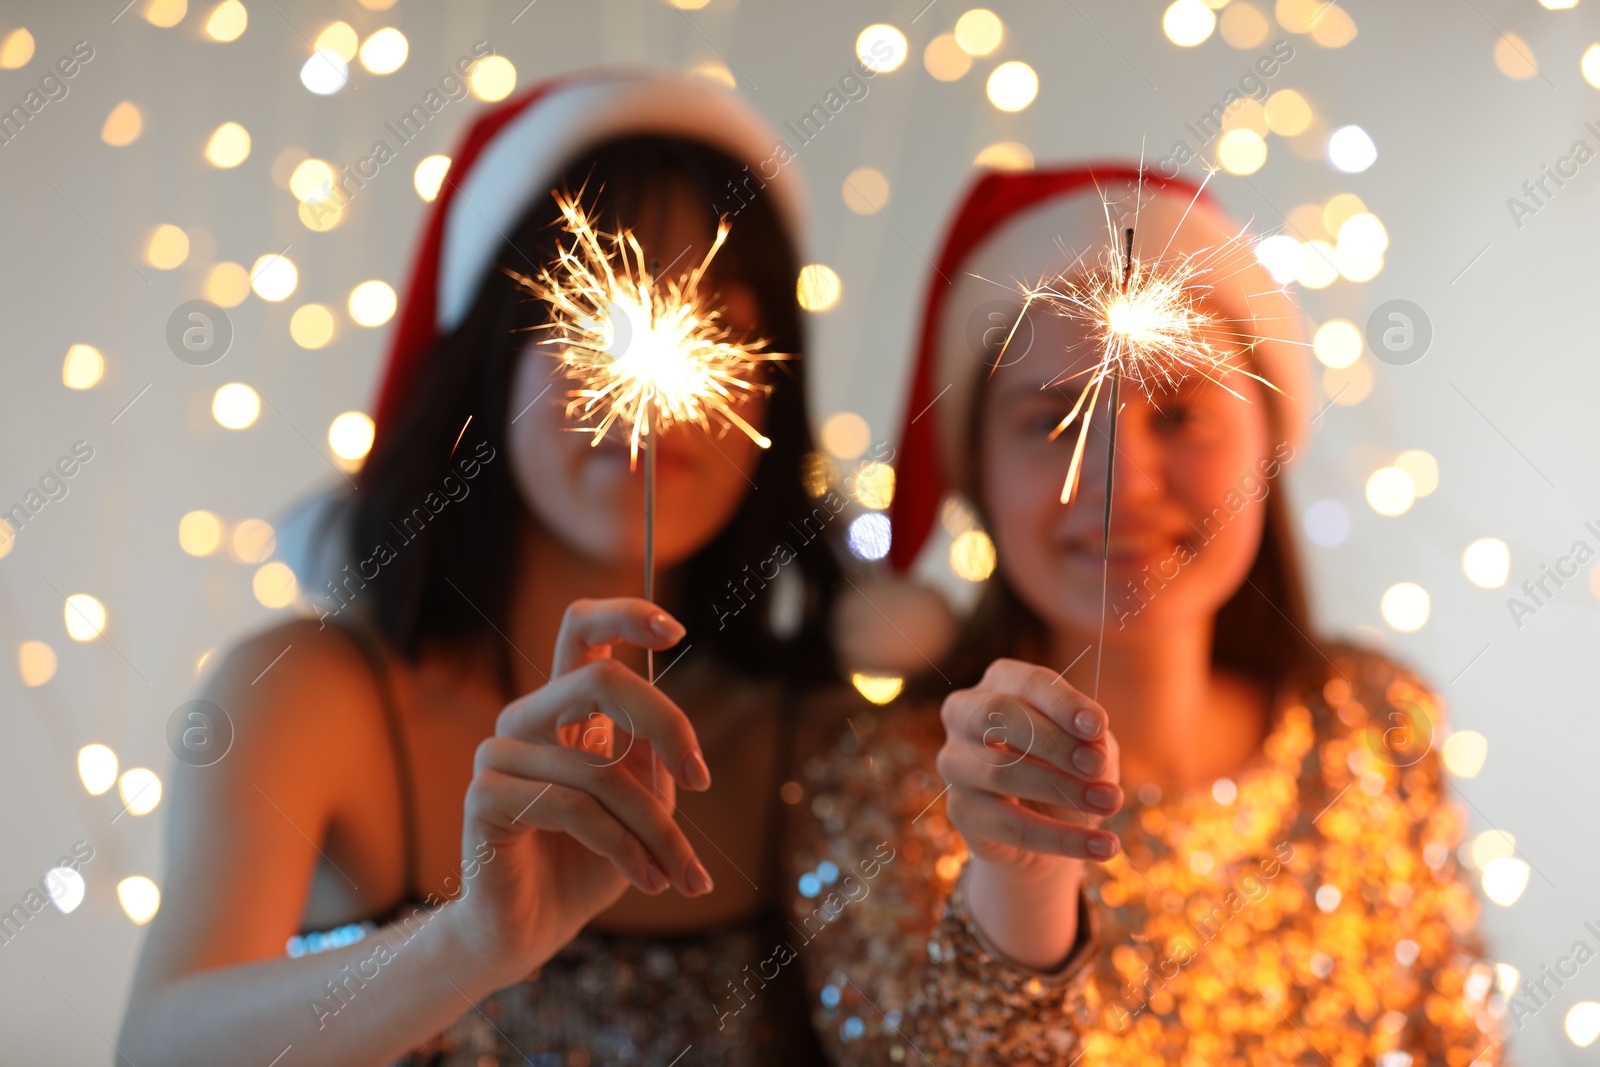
429,900,525,1000
964,857,1083,971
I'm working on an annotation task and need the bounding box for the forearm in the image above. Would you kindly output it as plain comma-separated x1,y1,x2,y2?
119,903,507,1067
964,856,1082,971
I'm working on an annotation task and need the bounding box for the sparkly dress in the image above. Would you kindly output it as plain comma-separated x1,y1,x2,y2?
786,645,1510,1065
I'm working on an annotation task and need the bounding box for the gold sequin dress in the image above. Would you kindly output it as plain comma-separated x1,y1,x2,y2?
787,646,1510,1065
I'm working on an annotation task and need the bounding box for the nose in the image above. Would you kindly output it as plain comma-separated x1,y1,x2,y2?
1079,386,1163,510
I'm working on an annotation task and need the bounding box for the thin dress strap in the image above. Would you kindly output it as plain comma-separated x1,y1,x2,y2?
335,621,425,904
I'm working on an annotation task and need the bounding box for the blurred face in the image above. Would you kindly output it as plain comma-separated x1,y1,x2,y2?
976,303,1278,639
506,185,770,567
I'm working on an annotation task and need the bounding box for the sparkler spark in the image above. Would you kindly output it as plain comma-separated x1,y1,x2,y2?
511,189,784,466
996,172,1283,505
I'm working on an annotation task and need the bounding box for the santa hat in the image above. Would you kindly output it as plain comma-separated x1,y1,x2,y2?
371,67,805,438
888,164,1311,575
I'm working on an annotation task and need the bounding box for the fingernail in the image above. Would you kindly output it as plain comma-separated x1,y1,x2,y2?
645,863,667,893
685,858,714,895
1086,835,1116,858
1085,783,1120,812
681,750,712,791
1073,709,1100,739
651,612,686,641
1071,746,1105,777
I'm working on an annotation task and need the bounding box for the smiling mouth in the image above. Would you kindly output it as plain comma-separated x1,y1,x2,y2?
1062,531,1188,563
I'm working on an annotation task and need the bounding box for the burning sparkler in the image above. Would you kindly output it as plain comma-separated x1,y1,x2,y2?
993,170,1286,696
511,189,782,748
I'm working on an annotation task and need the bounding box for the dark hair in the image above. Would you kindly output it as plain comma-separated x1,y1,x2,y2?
928,368,1317,697
338,135,840,695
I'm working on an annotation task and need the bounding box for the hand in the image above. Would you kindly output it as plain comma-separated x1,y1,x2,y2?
447,598,714,992
937,658,1123,967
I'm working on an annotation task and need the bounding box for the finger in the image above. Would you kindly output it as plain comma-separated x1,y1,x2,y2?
938,744,1123,817
947,787,1121,861
552,598,686,676
470,769,664,895
497,659,709,791
943,690,1107,780
980,658,1107,742
476,737,707,896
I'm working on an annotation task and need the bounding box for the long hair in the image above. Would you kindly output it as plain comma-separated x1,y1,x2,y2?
929,368,1317,696
338,135,840,695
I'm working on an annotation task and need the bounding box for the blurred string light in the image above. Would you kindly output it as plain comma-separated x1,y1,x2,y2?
974,141,1033,170
233,518,276,562
117,876,161,925
205,262,252,306
45,866,85,914
820,412,870,460
359,27,408,74
950,529,997,581
301,49,349,95
843,167,890,214
62,344,105,389
1494,32,1539,81
203,0,247,42
213,383,261,429
1328,125,1376,173
1481,856,1530,906
1365,466,1415,516
179,510,224,556
986,61,1037,111
328,412,375,467
142,0,187,29
1583,44,1600,89
1568,1004,1600,1049
469,56,517,101
204,121,250,168
414,155,451,201
1380,582,1429,632
78,744,118,795
851,673,905,704
1264,89,1312,135
1321,356,1372,405
0,28,35,69
251,253,298,301
847,513,892,560
254,562,299,608
314,21,358,61
119,768,163,816
1442,729,1489,777
924,34,971,81
1220,2,1269,48
349,280,397,326
797,264,842,312
1471,828,1515,869
290,304,336,349
101,101,143,146
1393,449,1437,496
800,452,836,498
1495,963,1520,999
857,24,908,73
18,640,57,687
688,62,735,89
1302,499,1349,547
954,9,1004,55
146,225,190,270
1462,537,1510,589
1163,0,1217,47
64,594,107,642
853,463,895,509
1217,128,1267,175
1312,320,1361,368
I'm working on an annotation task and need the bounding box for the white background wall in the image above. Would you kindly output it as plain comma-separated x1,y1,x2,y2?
0,0,1595,1062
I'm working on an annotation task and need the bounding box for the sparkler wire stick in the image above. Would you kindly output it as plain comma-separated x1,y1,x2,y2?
1092,226,1134,702
644,408,659,794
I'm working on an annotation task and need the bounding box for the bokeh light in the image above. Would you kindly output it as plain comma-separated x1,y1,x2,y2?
119,768,163,816
1312,319,1361,368
1380,582,1430,632
1303,500,1350,547
1462,538,1510,589
18,641,57,687
328,412,376,464
250,253,298,301
301,49,349,95
974,141,1033,171
290,304,336,349
847,513,892,561
1264,89,1312,135
232,518,276,563
986,61,1038,111
1567,1003,1600,1048
820,412,871,459
1163,0,1217,47
851,673,905,705
204,121,251,167
146,224,190,270
1365,467,1416,517
204,0,248,42
62,344,105,390
1442,730,1489,778
205,262,252,307
1494,32,1539,81
64,594,107,642
797,264,842,312
101,101,144,146
469,56,518,101
842,167,890,214
924,34,971,81
857,24,908,73
117,876,161,925
358,27,408,74
954,9,1004,55
212,383,261,429
1328,125,1377,173
179,510,224,556
1481,856,1529,906
349,280,398,326
78,744,118,795
853,463,895,509
1393,449,1438,496
414,155,451,201
950,529,997,581
253,561,299,608
142,0,187,29
1219,2,1269,48
314,21,358,61
0,28,35,69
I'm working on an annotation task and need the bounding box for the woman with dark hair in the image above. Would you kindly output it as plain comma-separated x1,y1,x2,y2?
788,166,1507,1064
120,72,842,1066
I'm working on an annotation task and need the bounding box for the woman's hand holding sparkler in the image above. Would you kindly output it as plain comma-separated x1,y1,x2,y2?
937,658,1123,971
445,597,715,992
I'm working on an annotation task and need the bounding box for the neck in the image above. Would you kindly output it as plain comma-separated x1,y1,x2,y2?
1050,616,1243,794
504,519,671,688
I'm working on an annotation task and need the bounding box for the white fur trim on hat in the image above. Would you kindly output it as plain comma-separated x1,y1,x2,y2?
438,70,805,333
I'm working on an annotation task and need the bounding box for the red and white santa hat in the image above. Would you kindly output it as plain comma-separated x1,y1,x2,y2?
371,67,805,437
887,163,1311,574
